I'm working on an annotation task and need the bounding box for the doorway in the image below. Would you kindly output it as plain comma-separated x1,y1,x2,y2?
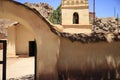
29,41,36,56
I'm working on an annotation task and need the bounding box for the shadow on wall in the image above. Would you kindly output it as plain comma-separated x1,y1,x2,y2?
57,38,120,80
58,56,120,80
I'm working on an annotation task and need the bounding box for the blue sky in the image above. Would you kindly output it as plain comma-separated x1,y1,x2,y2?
15,0,120,18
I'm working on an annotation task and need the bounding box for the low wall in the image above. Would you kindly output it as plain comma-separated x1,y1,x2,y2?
58,38,120,79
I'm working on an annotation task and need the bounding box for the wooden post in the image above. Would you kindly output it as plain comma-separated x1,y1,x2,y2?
93,0,96,26
0,40,7,80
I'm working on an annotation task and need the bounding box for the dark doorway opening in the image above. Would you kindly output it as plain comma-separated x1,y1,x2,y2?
29,41,36,56
73,12,79,24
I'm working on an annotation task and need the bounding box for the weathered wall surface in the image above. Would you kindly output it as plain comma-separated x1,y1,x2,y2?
7,25,16,57
0,1,60,80
61,0,91,34
61,8,91,34
58,38,120,71
16,24,35,56
7,24,35,57
62,9,90,25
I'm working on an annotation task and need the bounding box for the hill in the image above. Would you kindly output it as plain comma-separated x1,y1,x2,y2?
24,2,54,19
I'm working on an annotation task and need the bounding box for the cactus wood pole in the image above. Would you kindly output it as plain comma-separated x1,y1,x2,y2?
93,0,96,27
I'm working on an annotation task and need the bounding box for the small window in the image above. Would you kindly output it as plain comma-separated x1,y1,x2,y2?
73,12,79,24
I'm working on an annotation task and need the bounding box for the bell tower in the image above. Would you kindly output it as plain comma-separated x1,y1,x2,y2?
61,0,91,33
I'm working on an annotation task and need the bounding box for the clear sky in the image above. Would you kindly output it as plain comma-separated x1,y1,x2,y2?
15,0,120,18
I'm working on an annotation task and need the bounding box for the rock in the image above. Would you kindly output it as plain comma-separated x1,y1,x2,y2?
8,74,34,80
111,19,116,23
93,17,120,34
105,33,115,42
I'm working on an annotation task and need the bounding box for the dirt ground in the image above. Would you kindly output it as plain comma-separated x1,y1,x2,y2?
0,57,34,79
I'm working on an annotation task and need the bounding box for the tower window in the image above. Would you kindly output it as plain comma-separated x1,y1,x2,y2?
73,12,79,24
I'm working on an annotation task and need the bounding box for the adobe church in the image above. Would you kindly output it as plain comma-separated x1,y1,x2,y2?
3,0,92,57
1,0,120,80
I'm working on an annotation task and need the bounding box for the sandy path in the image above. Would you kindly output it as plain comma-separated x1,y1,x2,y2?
0,57,34,79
